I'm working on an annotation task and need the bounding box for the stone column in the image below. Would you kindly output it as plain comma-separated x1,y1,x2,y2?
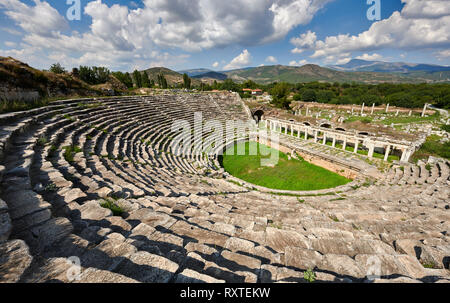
371,103,375,114
323,133,327,145
343,138,347,151
361,103,365,115
305,127,308,140
368,143,375,159
354,139,359,154
332,136,336,148
384,145,391,161
285,124,288,135
400,149,406,162
386,104,390,113
422,103,427,117
409,110,412,117
402,148,412,162
314,131,318,143
396,110,399,117
351,107,354,115
291,124,294,136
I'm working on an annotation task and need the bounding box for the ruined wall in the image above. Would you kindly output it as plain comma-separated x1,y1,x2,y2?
0,84,40,102
257,138,359,180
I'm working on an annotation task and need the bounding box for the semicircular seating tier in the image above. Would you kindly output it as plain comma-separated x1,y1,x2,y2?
0,93,449,283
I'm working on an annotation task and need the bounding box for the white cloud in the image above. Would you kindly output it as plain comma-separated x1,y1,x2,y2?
264,0,333,42
436,49,450,59
289,59,308,66
290,0,450,61
335,57,351,65
0,0,68,37
0,26,22,36
291,30,317,49
401,0,450,19
355,53,383,61
265,56,277,63
224,49,252,70
4,41,17,47
0,0,333,70
212,61,219,68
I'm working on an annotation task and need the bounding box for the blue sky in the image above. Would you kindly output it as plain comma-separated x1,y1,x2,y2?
0,0,449,72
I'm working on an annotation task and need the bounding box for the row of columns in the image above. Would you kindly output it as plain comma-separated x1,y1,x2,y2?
265,119,413,162
296,103,426,117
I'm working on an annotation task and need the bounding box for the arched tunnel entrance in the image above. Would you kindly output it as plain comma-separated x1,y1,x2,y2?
252,110,264,123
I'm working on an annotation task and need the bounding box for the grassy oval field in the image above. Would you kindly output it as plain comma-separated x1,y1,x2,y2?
220,141,352,191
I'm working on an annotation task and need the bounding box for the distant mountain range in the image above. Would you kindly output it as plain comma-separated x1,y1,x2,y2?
150,59,450,85
329,59,450,73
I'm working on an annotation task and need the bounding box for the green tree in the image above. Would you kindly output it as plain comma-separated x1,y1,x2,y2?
183,73,191,89
112,71,133,88
302,89,317,102
316,90,335,103
157,73,168,89
270,82,291,109
78,66,110,85
142,71,151,88
49,63,66,74
133,70,142,88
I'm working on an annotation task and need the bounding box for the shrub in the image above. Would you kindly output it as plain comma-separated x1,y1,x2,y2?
63,145,82,163
304,269,316,283
100,199,124,216
44,183,58,192
49,63,66,74
37,135,48,146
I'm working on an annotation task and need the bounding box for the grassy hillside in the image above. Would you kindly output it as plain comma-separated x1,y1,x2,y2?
143,67,201,86
0,56,94,97
224,64,448,84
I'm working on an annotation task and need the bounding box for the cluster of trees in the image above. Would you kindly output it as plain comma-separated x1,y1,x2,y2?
290,82,450,109
49,63,111,85
112,71,133,88
77,66,111,85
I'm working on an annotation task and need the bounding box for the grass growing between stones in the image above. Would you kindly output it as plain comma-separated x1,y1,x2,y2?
63,145,82,163
100,199,124,216
220,141,352,191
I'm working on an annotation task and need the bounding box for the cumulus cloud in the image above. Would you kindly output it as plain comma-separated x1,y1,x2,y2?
401,0,450,19
289,59,308,66
355,53,383,61
0,0,68,37
224,49,252,70
0,0,332,70
265,56,277,63
290,30,317,53
212,61,220,68
290,0,450,62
